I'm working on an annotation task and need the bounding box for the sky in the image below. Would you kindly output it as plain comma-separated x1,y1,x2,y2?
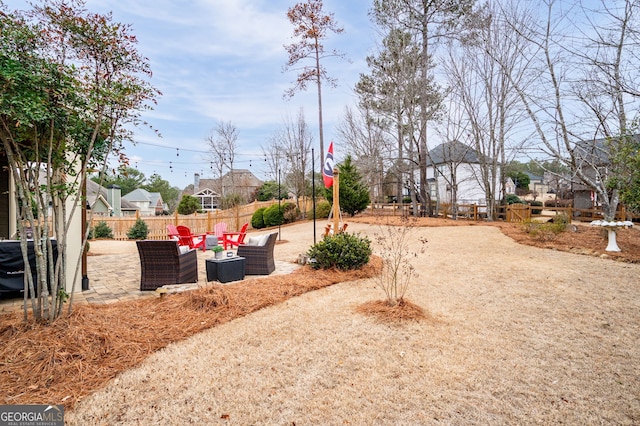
4,0,377,189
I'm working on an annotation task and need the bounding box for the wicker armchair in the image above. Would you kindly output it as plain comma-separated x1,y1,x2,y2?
236,232,277,275
136,240,198,290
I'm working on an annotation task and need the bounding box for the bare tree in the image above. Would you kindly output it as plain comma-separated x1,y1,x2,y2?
261,134,288,182
443,1,534,219
499,0,640,220
283,0,345,175
206,120,239,197
272,109,314,213
337,105,391,204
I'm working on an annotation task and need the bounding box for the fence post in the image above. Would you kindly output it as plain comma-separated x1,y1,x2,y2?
235,204,240,230
174,210,178,225
473,203,478,221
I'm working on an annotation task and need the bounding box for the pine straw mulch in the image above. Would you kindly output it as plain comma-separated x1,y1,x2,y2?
354,298,436,324
0,256,382,411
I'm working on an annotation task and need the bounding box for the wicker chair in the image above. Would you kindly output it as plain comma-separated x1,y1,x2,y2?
236,232,277,275
136,240,198,290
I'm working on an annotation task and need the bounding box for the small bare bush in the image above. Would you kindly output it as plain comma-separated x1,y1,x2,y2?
373,217,427,306
522,214,569,242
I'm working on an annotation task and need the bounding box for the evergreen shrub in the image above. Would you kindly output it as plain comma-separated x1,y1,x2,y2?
315,200,331,219
307,232,371,271
93,221,113,239
263,204,284,227
251,207,266,229
127,218,149,240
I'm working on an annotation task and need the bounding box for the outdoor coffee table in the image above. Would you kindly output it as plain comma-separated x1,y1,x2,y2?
205,256,245,283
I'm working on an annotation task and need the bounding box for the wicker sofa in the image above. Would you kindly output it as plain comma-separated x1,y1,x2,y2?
236,232,277,275
136,240,198,290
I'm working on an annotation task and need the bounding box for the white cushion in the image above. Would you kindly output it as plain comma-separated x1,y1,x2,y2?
178,245,190,254
246,236,262,246
258,233,270,246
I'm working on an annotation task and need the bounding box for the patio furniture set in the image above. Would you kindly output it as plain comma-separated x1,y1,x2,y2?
136,223,277,290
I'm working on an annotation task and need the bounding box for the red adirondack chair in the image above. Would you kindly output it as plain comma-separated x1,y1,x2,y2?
176,225,206,251
167,225,180,241
222,223,248,250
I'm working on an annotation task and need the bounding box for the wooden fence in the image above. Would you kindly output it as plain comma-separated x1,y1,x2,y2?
89,199,315,241
500,204,638,223
365,202,638,223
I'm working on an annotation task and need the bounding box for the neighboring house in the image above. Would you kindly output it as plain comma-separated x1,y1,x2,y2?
572,138,610,210
85,180,138,217
186,173,221,211
122,188,165,216
220,169,262,202
426,140,501,206
183,170,263,211
543,171,572,199
524,172,548,196
505,177,516,195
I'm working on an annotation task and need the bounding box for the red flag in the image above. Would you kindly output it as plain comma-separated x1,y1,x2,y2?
323,142,334,188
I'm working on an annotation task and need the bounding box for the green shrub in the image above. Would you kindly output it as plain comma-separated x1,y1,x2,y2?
504,194,524,205
307,232,372,271
282,202,299,223
263,204,284,227
93,221,113,239
177,195,201,215
126,218,149,240
529,200,543,214
315,200,331,219
251,207,266,229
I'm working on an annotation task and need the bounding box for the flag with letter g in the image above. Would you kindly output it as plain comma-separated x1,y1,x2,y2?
323,142,334,188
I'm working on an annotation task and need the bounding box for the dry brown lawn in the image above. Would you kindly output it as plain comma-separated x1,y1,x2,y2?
1,218,638,425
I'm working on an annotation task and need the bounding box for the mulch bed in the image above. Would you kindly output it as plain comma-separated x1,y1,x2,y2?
0,258,381,410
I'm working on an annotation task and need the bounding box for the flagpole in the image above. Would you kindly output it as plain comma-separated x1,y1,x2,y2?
312,148,316,245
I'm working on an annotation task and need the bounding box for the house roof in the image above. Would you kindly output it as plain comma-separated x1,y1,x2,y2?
573,135,640,166
122,188,163,206
427,141,481,166
221,169,263,187
86,180,138,211
524,171,543,182
185,170,263,194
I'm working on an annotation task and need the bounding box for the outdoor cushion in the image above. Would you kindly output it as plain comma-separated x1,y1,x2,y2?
258,233,270,246
246,236,262,246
